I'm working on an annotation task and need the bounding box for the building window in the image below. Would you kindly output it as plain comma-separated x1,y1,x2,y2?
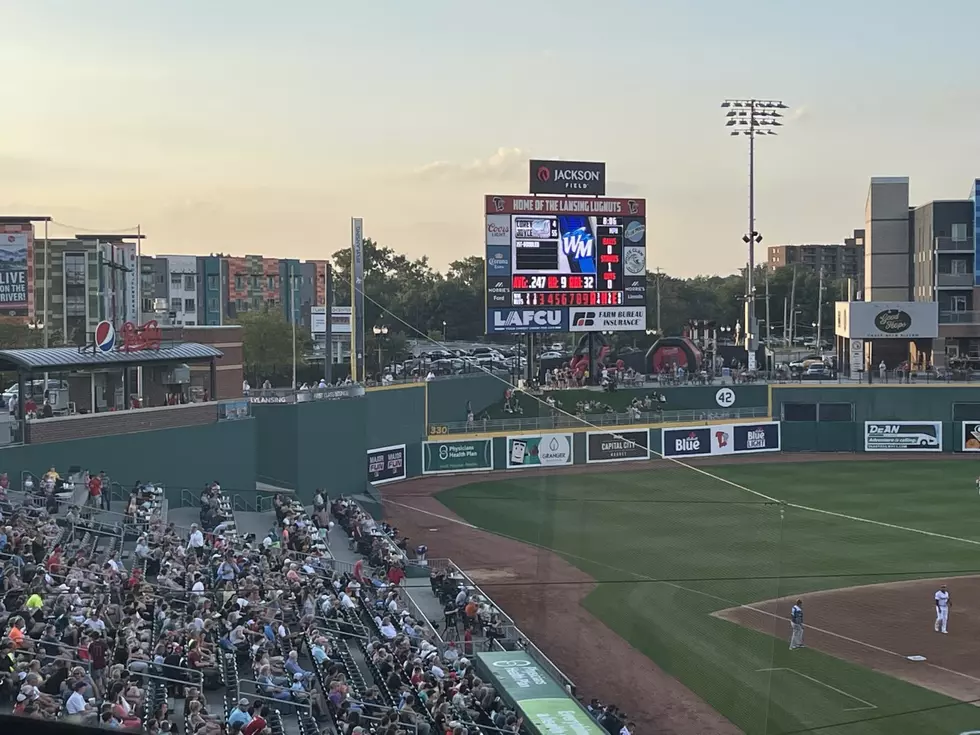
267,275,277,290
952,223,968,242
184,298,196,312
171,298,183,312
207,275,219,291
952,259,968,275
170,273,182,288
64,252,88,344
184,274,195,291
208,298,219,312
952,295,967,312
235,275,245,290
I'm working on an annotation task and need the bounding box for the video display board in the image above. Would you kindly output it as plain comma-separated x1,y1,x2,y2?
486,195,647,333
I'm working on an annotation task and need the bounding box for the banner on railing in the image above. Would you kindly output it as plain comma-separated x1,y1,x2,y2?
218,399,250,420
865,421,942,452
249,385,365,404
506,433,573,468
586,429,650,464
367,444,407,485
661,421,781,458
422,439,493,474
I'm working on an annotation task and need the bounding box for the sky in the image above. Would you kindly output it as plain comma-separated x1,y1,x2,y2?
3,0,980,278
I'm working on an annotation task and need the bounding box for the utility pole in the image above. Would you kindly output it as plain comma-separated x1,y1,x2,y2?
816,266,825,351
722,98,789,371
655,267,662,335
782,297,788,343
788,265,798,346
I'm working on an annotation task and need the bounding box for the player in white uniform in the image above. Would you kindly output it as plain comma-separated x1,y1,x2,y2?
934,584,950,634
976,476,980,494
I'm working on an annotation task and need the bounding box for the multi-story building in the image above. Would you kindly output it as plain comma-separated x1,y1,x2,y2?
139,253,327,328
35,235,140,345
767,230,864,281
909,189,978,361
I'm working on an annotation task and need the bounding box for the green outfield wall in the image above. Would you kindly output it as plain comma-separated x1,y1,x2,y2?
0,417,257,504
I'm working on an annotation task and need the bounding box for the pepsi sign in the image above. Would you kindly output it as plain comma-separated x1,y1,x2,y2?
95,321,116,352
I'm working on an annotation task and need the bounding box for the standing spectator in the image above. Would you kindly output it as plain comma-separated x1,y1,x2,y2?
187,524,206,560
86,471,101,511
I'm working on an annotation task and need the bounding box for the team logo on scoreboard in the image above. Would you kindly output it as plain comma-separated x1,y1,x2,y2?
624,247,646,276
625,221,646,243
491,196,506,212
627,200,640,215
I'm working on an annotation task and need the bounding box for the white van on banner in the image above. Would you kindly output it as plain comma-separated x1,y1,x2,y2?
864,422,942,452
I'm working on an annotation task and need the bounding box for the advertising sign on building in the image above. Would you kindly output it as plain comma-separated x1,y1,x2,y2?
834,301,939,339
864,422,942,452
585,430,650,463
350,218,365,381
661,422,781,458
849,339,865,374
311,306,352,335
0,231,30,315
367,444,406,485
422,439,494,474
529,160,607,196
506,434,573,468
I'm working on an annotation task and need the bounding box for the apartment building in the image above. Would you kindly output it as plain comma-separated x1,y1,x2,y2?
909,189,979,361
140,253,328,327
34,236,139,345
767,229,864,281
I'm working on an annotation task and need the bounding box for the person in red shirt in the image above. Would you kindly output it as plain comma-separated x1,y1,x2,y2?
87,471,102,510
386,565,405,587
46,546,62,576
241,705,269,735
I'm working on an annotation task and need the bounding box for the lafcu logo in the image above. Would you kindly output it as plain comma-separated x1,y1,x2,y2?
561,228,594,259
493,310,562,328
675,432,701,452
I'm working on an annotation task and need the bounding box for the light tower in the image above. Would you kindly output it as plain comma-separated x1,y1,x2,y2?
721,98,788,370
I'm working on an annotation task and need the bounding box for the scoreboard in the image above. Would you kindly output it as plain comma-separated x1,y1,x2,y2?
486,195,647,333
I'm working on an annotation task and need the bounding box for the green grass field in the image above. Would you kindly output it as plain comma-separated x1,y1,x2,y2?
437,460,980,735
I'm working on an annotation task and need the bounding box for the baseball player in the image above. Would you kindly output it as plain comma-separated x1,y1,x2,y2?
934,584,950,634
789,599,804,649
976,475,980,494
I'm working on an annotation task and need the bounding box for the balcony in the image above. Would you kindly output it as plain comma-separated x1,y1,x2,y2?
936,272,974,288
935,236,974,252
940,311,980,325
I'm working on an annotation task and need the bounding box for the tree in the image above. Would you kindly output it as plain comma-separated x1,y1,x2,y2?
236,309,312,382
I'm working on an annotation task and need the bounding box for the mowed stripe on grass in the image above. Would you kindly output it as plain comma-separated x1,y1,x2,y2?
437,460,980,735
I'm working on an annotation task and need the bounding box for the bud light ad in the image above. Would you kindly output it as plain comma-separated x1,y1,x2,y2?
662,422,781,458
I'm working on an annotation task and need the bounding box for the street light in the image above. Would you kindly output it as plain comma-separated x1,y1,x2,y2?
722,97,789,371
442,320,448,341
372,325,388,373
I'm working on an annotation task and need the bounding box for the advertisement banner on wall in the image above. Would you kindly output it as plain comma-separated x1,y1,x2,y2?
662,422,781,458
961,422,980,452
422,439,494,474
585,430,650,464
506,434,573,468
0,231,29,315
864,422,942,452
367,444,407,485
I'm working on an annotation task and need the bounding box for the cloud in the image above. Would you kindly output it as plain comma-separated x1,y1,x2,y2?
788,105,808,122
412,147,527,181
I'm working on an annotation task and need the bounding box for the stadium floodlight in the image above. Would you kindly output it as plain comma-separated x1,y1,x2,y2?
721,97,789,371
